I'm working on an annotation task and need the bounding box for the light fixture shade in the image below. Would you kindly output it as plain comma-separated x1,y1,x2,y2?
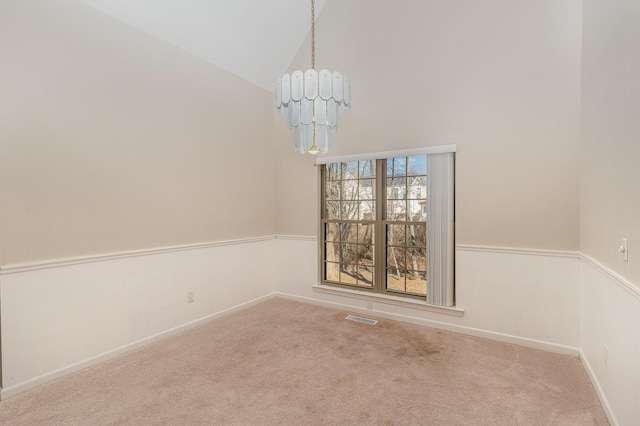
276,69,351,154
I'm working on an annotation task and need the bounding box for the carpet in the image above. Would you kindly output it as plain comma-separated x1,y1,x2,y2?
0,298,609,425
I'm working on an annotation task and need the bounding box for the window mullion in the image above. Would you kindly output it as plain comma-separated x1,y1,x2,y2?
318,165,326,284
375,159,386,293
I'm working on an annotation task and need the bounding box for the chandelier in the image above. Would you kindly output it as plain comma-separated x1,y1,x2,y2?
275,0,351,154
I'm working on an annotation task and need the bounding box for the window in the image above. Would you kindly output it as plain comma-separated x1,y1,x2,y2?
319,148,455,306
323,161,376,288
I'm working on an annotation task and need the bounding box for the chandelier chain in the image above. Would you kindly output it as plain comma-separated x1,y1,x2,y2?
310,0,317,151
311,0,315,69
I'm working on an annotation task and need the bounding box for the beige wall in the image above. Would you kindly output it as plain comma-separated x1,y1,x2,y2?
1,0,599,263
581,0,640,284
0,0,276,265
277,0,582,251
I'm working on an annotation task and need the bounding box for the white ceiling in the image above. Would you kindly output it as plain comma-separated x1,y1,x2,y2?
79,0,326,91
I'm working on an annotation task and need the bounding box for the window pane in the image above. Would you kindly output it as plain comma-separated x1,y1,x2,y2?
341,201,359,220
387,246,407,270
340,264,358,284
325,180,341,200
341,244,359,264
387,269,406,292
325,223,340,242
387,157,407,177
325,201,340,219
394,247,411,269
327,163,341,180
336,223,348,241
410,175,426,190
408,225,426,253
404,247,425,272
387,177,407,200
407,155,427,176
359,160,375,178
358,223,375,246
387,224,406,246
413,224,426,246
343,180,358,200
359,179,375,199
344,161,359,178
325,262,340,281
387,200,407,221
408,176,426,199
357,243,375,265
408,200,427,221
406,271,426,295
359,201,375,220
341,223,358,244
358,265,375,286
325,243,340,263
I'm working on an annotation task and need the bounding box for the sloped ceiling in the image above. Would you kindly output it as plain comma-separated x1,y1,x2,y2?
78,0,326,91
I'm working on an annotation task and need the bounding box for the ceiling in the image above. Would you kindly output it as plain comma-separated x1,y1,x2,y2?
78,0,327,91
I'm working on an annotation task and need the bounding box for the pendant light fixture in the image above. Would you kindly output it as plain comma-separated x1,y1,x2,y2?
275,0,351,154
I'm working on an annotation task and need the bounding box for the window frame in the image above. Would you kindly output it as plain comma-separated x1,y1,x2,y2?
318,146,455,303
319,161,380,292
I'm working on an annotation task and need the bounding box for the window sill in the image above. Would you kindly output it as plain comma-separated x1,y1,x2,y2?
312,284,464,317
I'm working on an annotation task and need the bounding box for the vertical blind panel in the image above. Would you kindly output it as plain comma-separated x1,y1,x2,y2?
426,153,455,306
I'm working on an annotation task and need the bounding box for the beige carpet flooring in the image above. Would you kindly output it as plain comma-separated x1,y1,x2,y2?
0,298,608,425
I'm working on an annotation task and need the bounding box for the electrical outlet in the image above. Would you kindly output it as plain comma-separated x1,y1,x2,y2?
366,301,373,310
619,237,628,261
187,290,195,303
604,345,609,367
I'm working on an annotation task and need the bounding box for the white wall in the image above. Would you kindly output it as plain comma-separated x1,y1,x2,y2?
579,258,640,425
0,238,276,398
579,1,640,425
275,237,580,353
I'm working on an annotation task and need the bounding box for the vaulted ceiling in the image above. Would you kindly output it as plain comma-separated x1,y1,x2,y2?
78,0,327,91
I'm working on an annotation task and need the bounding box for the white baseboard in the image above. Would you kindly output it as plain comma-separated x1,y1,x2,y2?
579,350,618,426
0,293,276,400
274,292,581,357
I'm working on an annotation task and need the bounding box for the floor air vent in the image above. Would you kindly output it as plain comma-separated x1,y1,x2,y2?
345,315,378,325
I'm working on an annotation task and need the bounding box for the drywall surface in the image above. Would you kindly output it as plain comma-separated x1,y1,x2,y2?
277,0,582,251
580,1,640,424
0,0,276,265
275,237,580,351
580,258,640,426
580,0,640,285
1,238,276,396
